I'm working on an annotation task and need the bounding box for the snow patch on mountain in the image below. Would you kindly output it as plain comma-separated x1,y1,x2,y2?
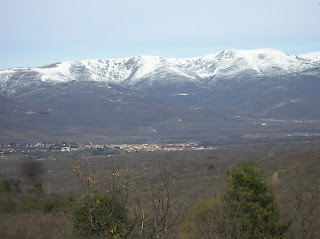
298,52,320,62
199,49,313,78
36,62,73,82
1,49,320,92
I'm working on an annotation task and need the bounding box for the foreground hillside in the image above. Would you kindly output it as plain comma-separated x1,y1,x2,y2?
0,140,319,238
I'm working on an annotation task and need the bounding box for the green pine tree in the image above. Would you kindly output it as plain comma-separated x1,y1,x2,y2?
218,163,290,239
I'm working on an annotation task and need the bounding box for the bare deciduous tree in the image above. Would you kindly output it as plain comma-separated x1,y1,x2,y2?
72,160,180,239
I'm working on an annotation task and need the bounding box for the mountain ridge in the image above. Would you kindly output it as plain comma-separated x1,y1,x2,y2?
1,48,320,143
1,48,320,92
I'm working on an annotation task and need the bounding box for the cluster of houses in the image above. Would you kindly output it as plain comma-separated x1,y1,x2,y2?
60,142,210,152
1,141,213,153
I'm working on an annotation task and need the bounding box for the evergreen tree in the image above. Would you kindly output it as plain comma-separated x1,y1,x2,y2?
218,163,290,239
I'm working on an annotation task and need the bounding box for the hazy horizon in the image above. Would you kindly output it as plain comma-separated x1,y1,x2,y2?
1,0,319,70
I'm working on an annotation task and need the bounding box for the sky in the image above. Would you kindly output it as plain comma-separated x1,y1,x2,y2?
1,0,320,69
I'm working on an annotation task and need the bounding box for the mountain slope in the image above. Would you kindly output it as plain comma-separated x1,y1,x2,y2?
0,80,229,143
1,49,320,143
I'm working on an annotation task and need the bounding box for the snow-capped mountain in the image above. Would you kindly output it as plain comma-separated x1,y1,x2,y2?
1,49,320,94
1,48,320,143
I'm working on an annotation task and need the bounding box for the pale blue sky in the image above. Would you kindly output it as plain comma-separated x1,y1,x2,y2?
1,0,319,69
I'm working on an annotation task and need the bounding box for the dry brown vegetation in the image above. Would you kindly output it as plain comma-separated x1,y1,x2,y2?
0,213,73,239
0,139,320,238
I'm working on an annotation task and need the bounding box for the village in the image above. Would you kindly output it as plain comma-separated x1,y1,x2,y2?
0,141,215,158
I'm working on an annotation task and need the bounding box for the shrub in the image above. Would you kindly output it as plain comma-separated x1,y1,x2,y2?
73,192,128,239
28,183,44,194
0,179,12,193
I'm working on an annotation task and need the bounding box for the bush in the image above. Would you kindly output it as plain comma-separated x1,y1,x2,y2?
73,192,128,239
0,179,12,193
0,197,16,213
28,183,44,194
